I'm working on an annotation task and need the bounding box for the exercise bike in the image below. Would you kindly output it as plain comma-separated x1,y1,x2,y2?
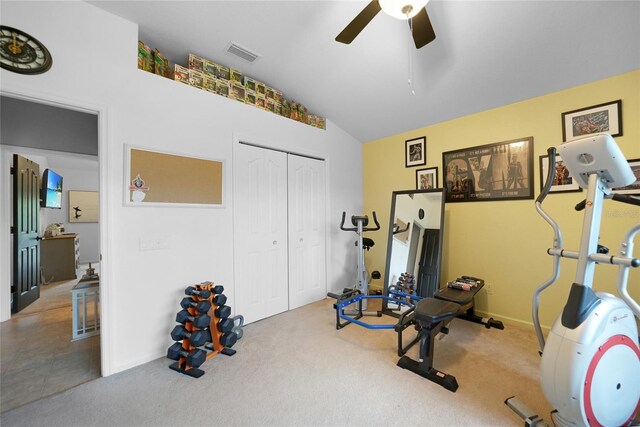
506,133,640,426
328,211,381,312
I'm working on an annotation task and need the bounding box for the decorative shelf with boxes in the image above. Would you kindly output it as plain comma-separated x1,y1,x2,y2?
138,42,326,130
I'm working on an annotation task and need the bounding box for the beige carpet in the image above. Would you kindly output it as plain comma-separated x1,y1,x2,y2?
0,298,551,426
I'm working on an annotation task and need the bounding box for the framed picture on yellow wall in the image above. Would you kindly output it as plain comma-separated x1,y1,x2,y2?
561,100,622,142
416,167,438,190
405,136,426,168
539,154,582,194
442,137,534,203
612,158,640,196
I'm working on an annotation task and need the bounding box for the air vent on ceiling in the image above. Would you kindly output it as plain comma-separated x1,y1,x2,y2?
225,42,261,63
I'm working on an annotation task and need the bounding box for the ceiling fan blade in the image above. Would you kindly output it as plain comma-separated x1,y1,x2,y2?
410,7,436,49
336,1,382,44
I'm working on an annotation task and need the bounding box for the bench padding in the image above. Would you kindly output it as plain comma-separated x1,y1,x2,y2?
414,298,460,324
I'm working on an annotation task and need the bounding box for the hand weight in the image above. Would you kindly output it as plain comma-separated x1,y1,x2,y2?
231,314,244,340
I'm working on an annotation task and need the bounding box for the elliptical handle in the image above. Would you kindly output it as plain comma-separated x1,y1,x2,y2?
575,200,587,211
612,193,640,207
537,147,557,204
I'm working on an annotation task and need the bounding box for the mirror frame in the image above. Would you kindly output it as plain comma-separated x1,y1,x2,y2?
381,188,446,313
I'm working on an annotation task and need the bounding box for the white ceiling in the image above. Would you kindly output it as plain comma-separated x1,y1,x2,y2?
88,1,640,143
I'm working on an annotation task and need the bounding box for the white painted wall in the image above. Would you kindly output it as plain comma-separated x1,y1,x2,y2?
0,1,362,375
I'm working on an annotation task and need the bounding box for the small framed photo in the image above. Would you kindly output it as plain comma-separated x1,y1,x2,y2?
416,167,438,190
612,158,640,196
69,190,99,223
405,136,426,168
539,154,582,193
561,100,622,142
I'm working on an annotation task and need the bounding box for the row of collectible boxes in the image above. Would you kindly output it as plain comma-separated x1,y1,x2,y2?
138,43,326,129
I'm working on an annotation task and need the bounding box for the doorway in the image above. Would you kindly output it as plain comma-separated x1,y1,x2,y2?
0,95,104,413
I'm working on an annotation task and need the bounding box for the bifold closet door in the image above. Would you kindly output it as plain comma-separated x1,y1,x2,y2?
234,144,289,324
288,155,326,310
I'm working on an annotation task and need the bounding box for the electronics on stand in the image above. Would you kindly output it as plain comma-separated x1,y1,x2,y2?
506,134,640,426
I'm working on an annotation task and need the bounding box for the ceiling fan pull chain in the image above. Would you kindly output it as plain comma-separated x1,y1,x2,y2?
408,15,416,95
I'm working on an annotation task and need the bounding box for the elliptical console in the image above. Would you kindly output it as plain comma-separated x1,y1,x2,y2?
507,133,640,426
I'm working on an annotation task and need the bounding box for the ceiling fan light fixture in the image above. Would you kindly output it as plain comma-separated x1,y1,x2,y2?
379,0,429,20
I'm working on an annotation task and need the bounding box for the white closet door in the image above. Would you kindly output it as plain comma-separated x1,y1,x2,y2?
288,155,326,310
234,144,288,324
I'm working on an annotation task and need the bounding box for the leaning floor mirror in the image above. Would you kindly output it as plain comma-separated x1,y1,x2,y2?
382,189,445,314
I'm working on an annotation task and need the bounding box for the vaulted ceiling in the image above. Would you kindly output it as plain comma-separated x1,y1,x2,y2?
89,1,640,143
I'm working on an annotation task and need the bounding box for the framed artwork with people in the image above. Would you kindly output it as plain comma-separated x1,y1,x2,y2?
539,153,582,193
405,136,426,167
416,167,438,190
442,137,534,203
561,100,622,142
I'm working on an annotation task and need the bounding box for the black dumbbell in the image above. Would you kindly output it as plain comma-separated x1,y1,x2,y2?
185,286,211,299
176,309,211,329
166,342,206,368
180,297,211,313
213,294,227,305
220,331,237,348
170,325,208,347
217,318,234,333
214,305,231,319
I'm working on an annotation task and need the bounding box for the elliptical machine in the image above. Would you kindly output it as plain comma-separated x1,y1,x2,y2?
506,133,640,426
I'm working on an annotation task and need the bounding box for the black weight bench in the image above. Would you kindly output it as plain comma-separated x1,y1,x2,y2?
395,283,504,392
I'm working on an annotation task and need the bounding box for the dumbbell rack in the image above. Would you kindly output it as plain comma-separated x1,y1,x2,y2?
168,282,237,378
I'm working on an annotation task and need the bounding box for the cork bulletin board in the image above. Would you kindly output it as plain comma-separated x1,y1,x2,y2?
125,146,224,207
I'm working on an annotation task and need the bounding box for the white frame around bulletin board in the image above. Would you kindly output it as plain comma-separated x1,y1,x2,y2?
124,144,225,208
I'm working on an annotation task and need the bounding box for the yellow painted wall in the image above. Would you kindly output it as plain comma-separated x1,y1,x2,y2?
364,70,640,329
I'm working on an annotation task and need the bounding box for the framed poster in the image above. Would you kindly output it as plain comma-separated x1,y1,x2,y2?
416,167,438,190
612,158,640,196
125,145,224,207
539,154,582,193
68,191,99,223
442,137,534,203
405,136,426,167
561,100,622,141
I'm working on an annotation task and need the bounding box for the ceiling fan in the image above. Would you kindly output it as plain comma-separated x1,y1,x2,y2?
336,0,436,49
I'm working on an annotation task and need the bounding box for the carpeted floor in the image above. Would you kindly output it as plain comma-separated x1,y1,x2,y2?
0,298,551,426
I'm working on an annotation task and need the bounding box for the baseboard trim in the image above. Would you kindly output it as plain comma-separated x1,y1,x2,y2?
474,309,551,333
111,351,163,375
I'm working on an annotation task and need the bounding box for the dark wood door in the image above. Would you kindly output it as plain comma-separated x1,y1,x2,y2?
417,228,441,298
12,154,41,312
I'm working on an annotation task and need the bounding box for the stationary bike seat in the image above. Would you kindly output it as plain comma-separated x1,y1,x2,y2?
414,298,460,324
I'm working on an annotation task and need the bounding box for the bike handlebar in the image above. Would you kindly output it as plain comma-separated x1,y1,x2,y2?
339,211,380,232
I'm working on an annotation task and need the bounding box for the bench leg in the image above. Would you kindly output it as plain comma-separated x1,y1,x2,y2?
396,322,459,392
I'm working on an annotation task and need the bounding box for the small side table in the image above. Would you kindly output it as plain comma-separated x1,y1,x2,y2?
71,276,100,341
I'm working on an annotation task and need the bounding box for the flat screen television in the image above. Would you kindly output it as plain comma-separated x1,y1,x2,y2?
41,169,63,209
